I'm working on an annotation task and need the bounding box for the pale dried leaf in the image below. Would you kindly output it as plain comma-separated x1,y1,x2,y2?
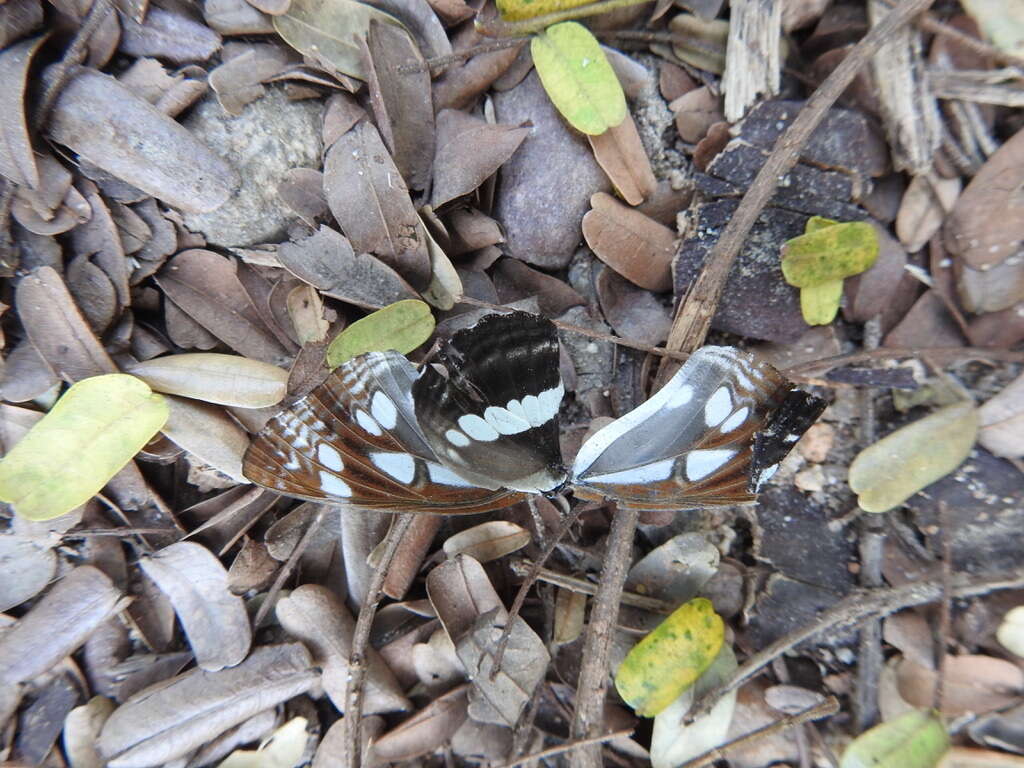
896,655,1024,717
978,371,1024,458
367,685,469,764
97,643,317,768
895,174,960,253
128,353,288,408
162,395,251,483
64,696,116,768
588,114,657,206
442,521,530,563
0,533,57,612
118,6,222,64
0,35,44,187
140,542,252,671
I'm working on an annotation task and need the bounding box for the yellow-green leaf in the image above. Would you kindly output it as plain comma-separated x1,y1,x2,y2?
0,374,168,521
615,597,724,717
840,709,949,768
496,0,591,22
800,279,844,325
273,0,404,81
849,400,979,514
530,22,627,136
325,299,434,369
781,218,879,288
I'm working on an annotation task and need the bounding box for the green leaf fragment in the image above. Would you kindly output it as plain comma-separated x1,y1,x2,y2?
840,709,949,768
615,597,724,717
530,22,627,136
848,400,979,513
325,299,435,369
0,374,169,521
800,279,844,325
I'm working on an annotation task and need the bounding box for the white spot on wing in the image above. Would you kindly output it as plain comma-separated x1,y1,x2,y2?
317,443,343,471
371,391,398,429
704,387,732,427
484,406,531,435
664,383,694,409
427,462,475,487
521,394,542,426
445,428,470,447
370,452,416,484
755,463,779,490
719,406,749,434
505,399,529,424
538,381,564,420
283,457,300,471
355,408,382,436
585,458,677,485
458,414,499,442
319,470,352,498
686,449,734,481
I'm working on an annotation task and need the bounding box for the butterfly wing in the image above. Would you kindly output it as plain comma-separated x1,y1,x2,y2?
571,347,826,510
413,311,567,494
243,350,523,513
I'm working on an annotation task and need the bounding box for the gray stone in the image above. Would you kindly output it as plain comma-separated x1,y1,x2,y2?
492,71,610,270
182,87,323,247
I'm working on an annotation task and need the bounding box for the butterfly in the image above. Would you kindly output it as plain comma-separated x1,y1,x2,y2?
242,311,827,513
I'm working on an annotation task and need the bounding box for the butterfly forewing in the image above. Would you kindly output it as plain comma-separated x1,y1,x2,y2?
571,347,812,510
413,312,568,494
243,350,523,514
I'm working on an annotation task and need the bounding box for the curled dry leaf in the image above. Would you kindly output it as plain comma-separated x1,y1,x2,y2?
946,125,1024,270
587,113,657,206
48,68,238,213
323,121,431,289
368,685,469,765
277,226,419,309
161,395,251,483
0,374,168,521
275,585,411,714
155,250,290,365
128,353,288,409
15,266,118,381
286,283,330,345
997,606,1024,658
140,542,252,671
64,696,116,768
582,192,675,292
895,174,960,253
217,716,309,768
442,521,530,563
98,644,318,768
420,220,463,311
626,533,720,610
0,34,44,188
0,566,123,687
430,110,529,209
849,400,978,513
426,556,550,727
978,371,1024,459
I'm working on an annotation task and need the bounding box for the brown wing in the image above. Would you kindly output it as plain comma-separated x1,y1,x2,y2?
243,351,524,514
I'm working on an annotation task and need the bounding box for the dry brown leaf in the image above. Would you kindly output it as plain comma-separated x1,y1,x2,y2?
582,192,675,292
946,124,1024,269
323,120,431,289
382,514,443,600
67,254,118,333
155,250,290,364
98,644,317,768
672,85,724,143
1,339,59,402
15,266,118,381
313,716,384,768
956,256,1024,314
140,542,252,671
209,44,292,115
277,167,327,226
0,35,44,187
587,114,657,206
430,109,529,209
895,173,960,253
367,685,469,765
978,371,1024,458
883,290,964,348
0,0,44,50
441,521,530,563
204,0,276,35
552,587,586,646
275,585,411,715
842,223,908,322
118,6,222,64
0,566,124,687
595,266,672,346
128,353,288,408
896,655,1024,717
161,395,251,483
70,181,131,308
64,696,116,768
365,20,434,191
277,225,419,309
446,207,503,254
493,258,586,317
285,283,329,345
49,68,238,213
0,532,56,613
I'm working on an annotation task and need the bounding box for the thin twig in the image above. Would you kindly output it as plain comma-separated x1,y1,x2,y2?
786,346,1024,379
656,0,938,384
497,728,635,768
398,38,525,73
679,696,840,768
691,567,1024,718
345,513,415,768
508,558,676,613
569,505,639,768
934,502,953,713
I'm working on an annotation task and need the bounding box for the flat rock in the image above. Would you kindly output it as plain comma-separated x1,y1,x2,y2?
492,71,610,270
183,87,323,246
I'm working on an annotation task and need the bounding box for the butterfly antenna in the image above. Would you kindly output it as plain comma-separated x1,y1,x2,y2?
490,494,584,678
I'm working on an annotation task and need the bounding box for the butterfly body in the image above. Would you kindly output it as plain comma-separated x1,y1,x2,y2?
243,312,826,513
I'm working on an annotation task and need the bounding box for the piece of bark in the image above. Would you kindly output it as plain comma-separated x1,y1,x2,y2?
722,0,782,122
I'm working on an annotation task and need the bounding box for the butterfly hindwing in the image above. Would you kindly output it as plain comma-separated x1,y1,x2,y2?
571,347,823,510
243,350,523,513
413,312,567,494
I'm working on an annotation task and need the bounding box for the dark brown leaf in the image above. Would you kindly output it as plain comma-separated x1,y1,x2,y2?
277,167,327,225
883,290,965,348
493,258,586,317
432,34,524,112
48,67,239,213
209,43,292,115
842,222,909,322
323,120,431,289
368,685,469,764
587,113,657,206
431,109,528,209
66,254,119,333
596,266,672,346
71,180,131,308
582,192,675,292
365,20,434,191
118,6,222,64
